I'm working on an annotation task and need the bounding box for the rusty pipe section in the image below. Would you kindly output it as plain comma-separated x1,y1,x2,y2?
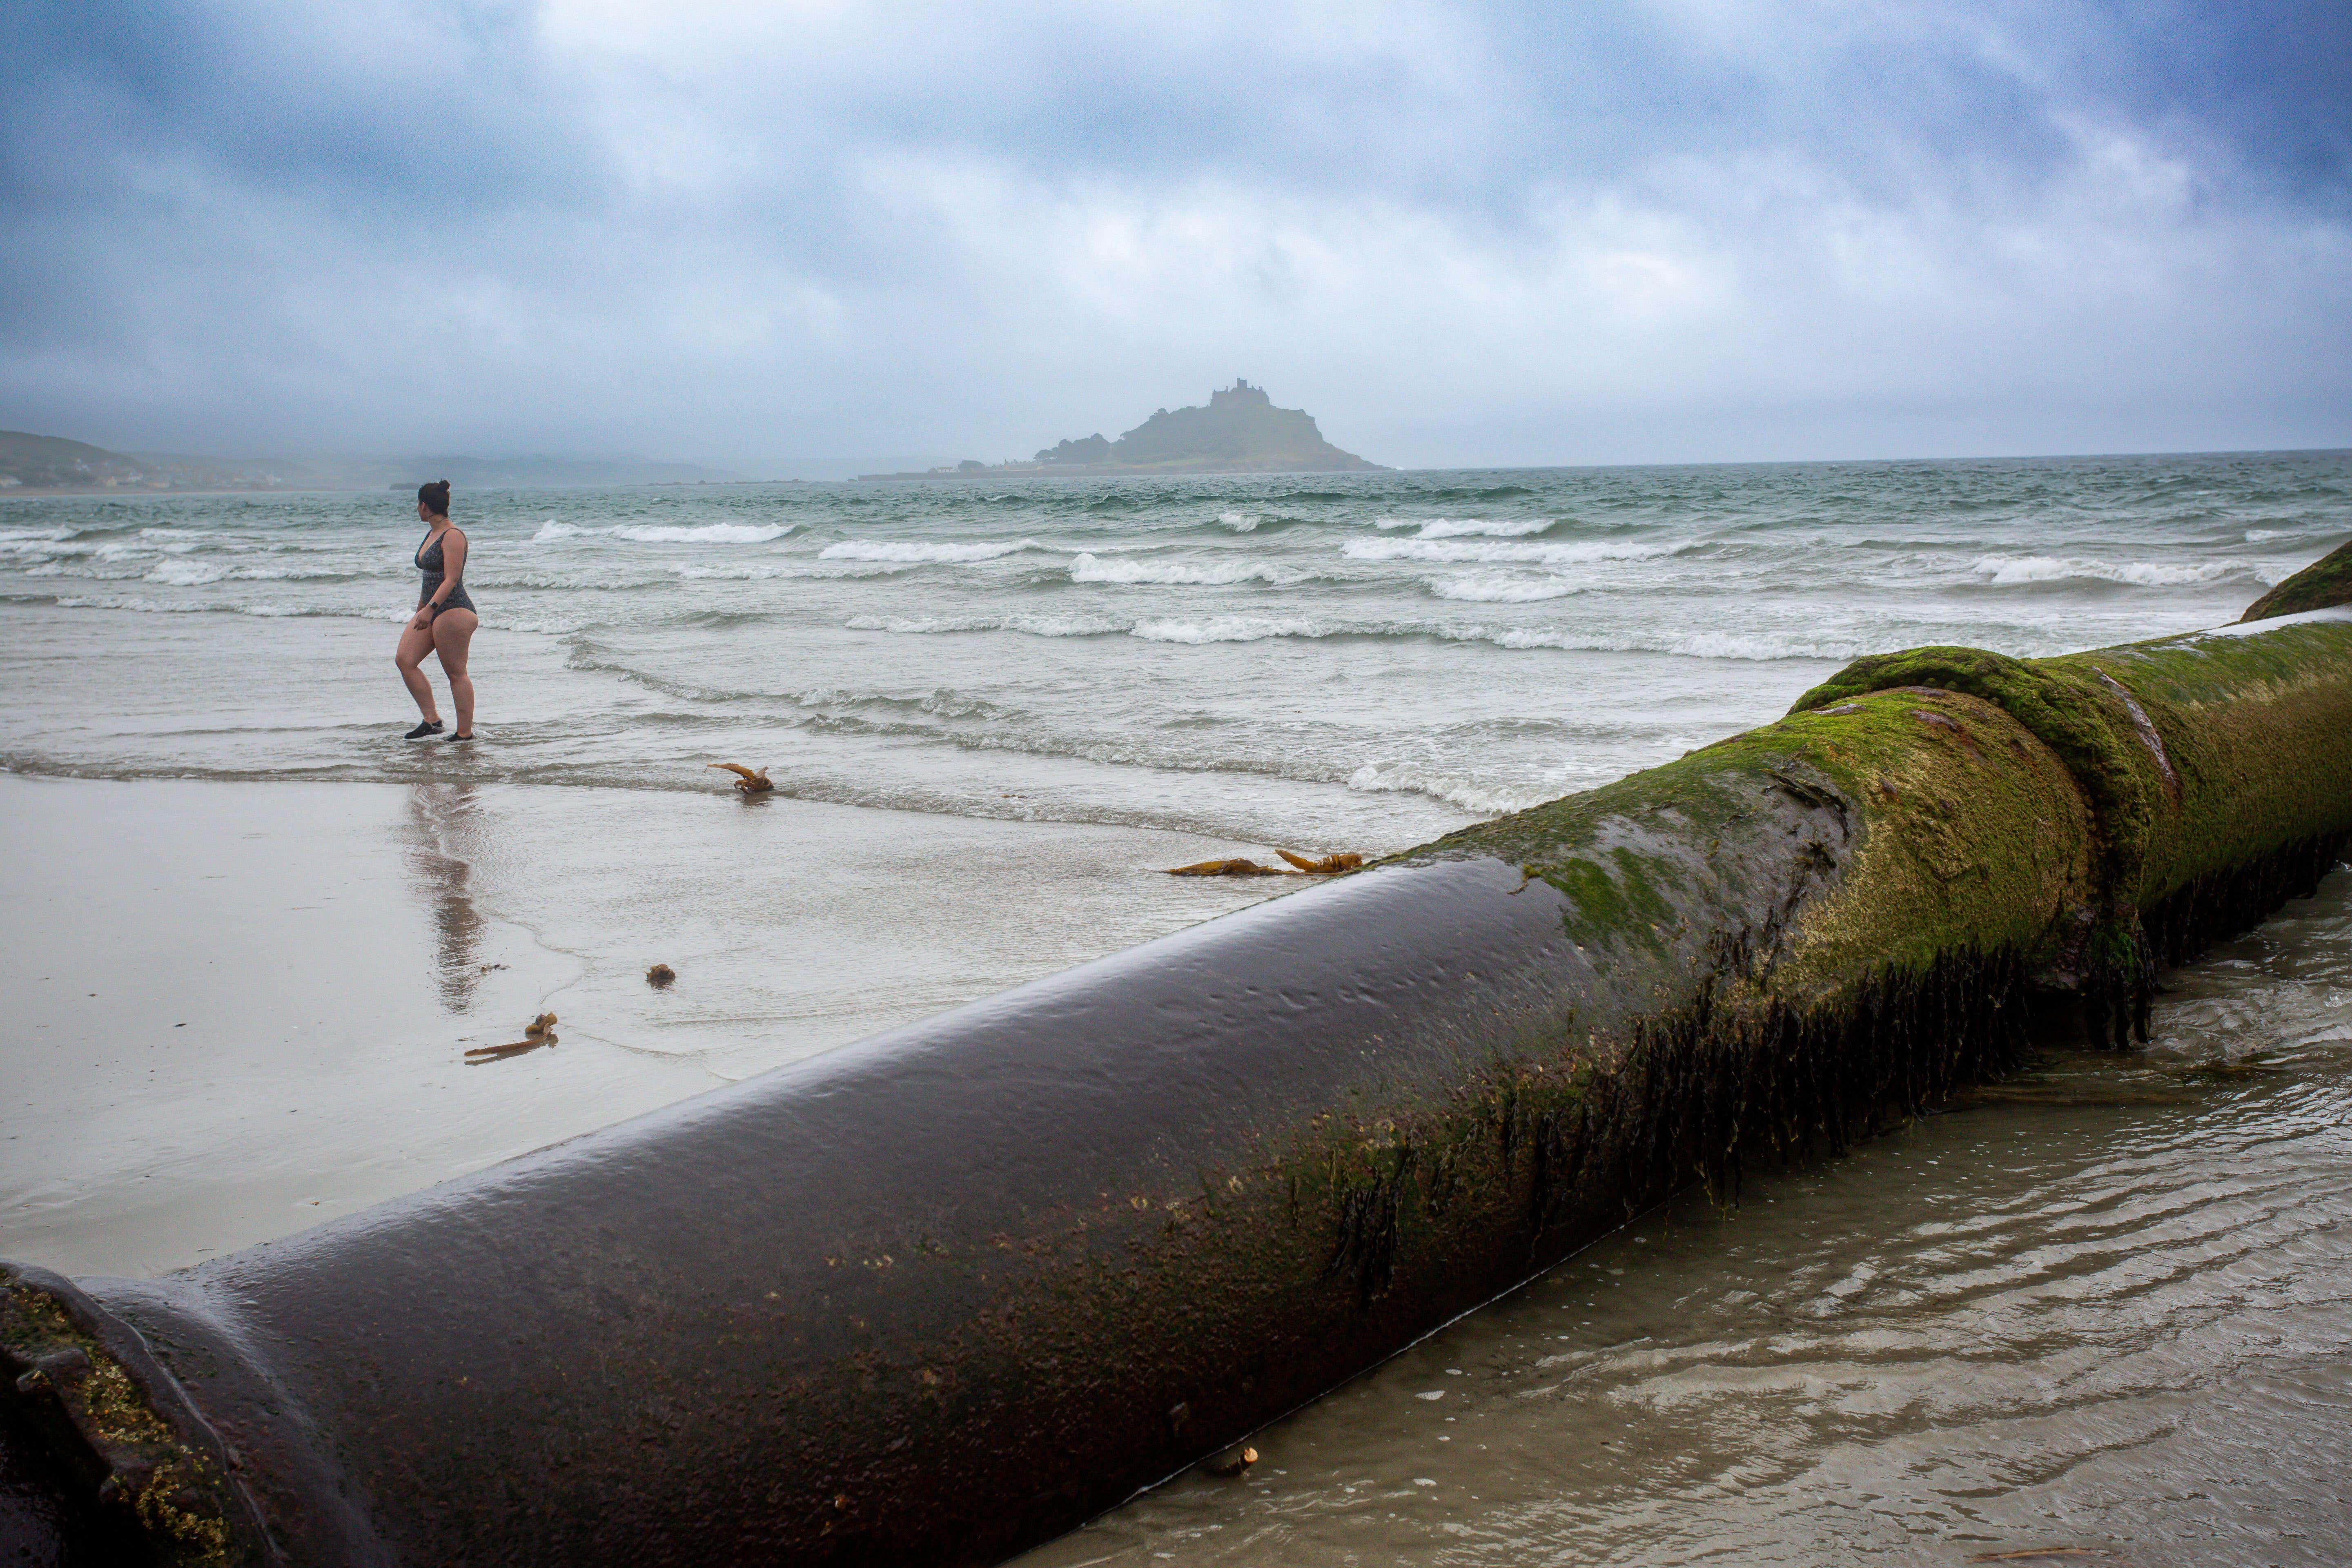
5,608,2352,1568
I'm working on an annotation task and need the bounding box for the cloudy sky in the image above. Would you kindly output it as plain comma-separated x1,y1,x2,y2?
4,0,2347,470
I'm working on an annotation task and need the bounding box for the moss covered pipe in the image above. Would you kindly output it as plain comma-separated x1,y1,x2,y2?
5,600,2351,1568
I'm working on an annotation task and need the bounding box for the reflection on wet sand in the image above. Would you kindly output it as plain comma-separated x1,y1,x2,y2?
403,784,488,1013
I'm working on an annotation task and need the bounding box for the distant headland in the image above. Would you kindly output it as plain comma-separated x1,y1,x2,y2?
0,430,743,493
860,381,1385,479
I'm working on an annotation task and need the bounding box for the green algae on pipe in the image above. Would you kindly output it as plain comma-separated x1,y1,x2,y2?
2,608,2348,1567
2240,537,2352,622
1788,604,2352,1045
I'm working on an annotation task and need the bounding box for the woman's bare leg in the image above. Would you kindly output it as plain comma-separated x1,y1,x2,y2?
395,621,440,720
432,608,479,735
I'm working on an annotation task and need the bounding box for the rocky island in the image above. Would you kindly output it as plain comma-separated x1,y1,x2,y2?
863,380,1384,478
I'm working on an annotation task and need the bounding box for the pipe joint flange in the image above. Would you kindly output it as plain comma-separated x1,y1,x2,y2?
0,1264,269,1566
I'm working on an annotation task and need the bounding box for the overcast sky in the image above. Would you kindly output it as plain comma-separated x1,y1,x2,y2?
4,0,2347,470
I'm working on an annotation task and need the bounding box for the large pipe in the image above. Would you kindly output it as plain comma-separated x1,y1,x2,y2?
5,599,2350,1567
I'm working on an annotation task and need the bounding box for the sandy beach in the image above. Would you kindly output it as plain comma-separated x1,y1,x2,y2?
0,772,1290,1278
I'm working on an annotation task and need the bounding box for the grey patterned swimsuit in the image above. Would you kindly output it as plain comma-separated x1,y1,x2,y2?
416,528,475,620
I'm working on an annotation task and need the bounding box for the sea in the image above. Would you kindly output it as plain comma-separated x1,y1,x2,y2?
4,450,2351,1565
1,451,2344,848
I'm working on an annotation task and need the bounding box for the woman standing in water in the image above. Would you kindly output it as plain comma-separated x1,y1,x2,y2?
395,479,478,741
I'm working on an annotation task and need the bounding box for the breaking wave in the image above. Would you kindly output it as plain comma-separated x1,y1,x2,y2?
1969,554,2245,587
1068,552,1303,586
1423,572,1577,602
1343,537,1677,564
821,538,1047,564
1370,517,1557,539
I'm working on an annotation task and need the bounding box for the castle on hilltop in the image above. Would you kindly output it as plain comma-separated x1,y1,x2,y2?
1207,378,1273,409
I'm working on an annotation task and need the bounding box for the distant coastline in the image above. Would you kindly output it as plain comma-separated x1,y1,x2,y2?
0,430,743,495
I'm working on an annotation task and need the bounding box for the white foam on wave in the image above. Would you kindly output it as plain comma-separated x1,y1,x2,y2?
0,526,78,546
145,559,230,586
1370,517,1555,539
233,565,346,581
1970,554,2241,587
532,519,790,544
1457,624,1860,659
845,611,1121,637
1346,760,1553,815
673,561,896,581
1424,572,1576,602
1343,537,1673,565
1129,615,1325,644
848,605,1849,658
1214,511,1259,532
51,594,208,613
1068,552,1302,586
822,538,1045,564
614,522,790,543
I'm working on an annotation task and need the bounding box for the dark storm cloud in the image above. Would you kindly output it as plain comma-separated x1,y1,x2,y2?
1,0,2346,467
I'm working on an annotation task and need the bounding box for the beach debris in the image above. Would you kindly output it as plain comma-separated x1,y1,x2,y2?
1163,858,1290,877
465,1031,556,1064
1275,850,1364,875
524,1011,557,1040
708,762,773,794
1163,851,1365,877
647,964,676,988
1203,1446,1258,1479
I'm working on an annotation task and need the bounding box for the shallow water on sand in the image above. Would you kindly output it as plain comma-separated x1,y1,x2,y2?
3,453,2344,847
1018,867,2352,1568
0,774,1289,1278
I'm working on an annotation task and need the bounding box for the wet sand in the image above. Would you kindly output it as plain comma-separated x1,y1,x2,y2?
0,772,1292,1278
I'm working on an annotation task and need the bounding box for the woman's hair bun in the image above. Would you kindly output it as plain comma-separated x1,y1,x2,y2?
417,477,453,514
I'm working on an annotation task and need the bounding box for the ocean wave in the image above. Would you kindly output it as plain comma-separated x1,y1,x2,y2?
671,561,907,581
1346,760,1552,815
1,539,145,561
1129,615,1325,644
614,522,790,543
50,594,209,613
134,528,214,555
821,537,1047,564
1214,511,1258,532
1068,552,1303,586
1423,572,1577,602
845,605,1849,657
532,519,792,544
0,526,77,546
1370,517,1556,539
845,612,1122,637
1343,537,1677,565
1969,554,2243,587
145,559,230,586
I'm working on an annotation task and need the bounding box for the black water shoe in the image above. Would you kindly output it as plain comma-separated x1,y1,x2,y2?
443,731,476,743
405,719,443,739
